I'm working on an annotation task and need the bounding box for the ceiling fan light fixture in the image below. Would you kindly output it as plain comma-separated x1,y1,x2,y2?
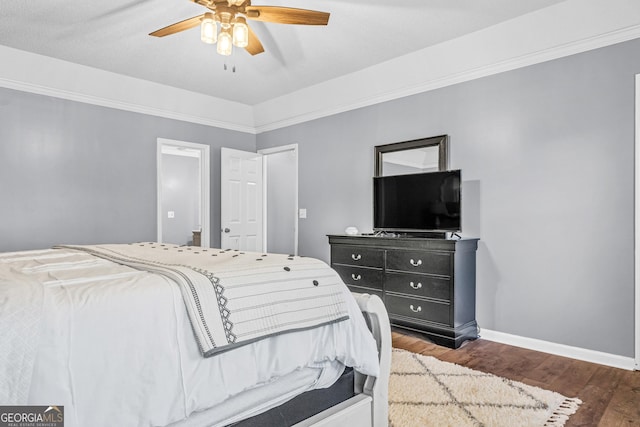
200,13,217,44
217,28,233,56
232,16,249,48
149,2,329,58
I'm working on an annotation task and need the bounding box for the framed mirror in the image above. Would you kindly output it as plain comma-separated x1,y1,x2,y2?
375,135,448,177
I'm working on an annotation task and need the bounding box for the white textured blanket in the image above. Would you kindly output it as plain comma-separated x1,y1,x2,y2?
57,243,350,357
0,250,46,404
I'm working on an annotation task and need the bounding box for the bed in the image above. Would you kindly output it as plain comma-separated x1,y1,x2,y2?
0,243,391,427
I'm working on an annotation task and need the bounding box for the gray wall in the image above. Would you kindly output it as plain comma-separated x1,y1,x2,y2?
0,87,255,252
257,38,640,358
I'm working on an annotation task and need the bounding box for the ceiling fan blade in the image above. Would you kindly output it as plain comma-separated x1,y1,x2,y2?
149,15,204,37
245,24,265,56
245,6,330,25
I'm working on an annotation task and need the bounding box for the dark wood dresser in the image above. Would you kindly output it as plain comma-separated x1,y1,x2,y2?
328,234,479,349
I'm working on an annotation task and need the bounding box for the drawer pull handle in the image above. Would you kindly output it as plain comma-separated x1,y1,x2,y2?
351,273,362,281
409,304,422,313
410,282,422,290
351,254,362,261
410,259,422,267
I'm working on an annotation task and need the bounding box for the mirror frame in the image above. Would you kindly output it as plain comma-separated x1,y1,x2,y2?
374,135,449,177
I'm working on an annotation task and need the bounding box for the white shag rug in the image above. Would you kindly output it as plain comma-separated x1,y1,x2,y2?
389,349,582,427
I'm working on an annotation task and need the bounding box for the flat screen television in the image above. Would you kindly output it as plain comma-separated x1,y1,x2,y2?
373,170,461,233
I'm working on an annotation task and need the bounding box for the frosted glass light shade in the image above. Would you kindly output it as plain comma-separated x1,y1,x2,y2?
217,29,233,56
232,18,249,48
200,14,217,44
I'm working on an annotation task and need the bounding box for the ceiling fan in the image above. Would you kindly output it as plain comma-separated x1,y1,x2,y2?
149,0,330,57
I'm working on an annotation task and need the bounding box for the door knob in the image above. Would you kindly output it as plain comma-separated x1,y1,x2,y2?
223,228,230,233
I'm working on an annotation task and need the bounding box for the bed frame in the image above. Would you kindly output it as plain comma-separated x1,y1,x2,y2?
292,293,391,427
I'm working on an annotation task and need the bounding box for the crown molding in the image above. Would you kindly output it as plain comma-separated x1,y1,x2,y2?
254,23,640,134
0,76,257,134
0,45,256,135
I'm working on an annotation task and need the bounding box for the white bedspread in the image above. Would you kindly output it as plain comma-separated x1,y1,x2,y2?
0,250,46,404
56,243,350,357
0,247,379,427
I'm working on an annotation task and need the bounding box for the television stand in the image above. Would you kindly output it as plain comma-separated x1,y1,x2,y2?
328,234,479,349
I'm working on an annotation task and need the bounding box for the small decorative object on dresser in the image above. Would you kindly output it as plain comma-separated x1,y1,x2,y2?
328,234,479,349
345,226,359,235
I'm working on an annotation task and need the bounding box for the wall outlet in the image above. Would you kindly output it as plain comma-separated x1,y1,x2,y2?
167,211,175,219
299,208,307,219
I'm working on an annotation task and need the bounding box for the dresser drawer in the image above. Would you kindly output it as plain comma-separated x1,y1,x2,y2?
333,265,383,290
385,272,450,301
386,294,450,325
386,250,451,276
331,245,384,268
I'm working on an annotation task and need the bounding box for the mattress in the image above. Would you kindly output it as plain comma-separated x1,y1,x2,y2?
0,247,379,427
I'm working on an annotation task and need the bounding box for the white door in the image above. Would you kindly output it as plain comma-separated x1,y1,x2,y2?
220,147,263,251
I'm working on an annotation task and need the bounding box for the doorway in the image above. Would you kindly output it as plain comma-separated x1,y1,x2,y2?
219,145,298,254
259,144,299,255
157,138,210,247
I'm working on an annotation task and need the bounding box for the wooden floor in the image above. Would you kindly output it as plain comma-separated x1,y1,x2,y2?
392,331,640,426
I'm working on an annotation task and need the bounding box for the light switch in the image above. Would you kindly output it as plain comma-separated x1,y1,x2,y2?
299,208,307,219
167,211,175,219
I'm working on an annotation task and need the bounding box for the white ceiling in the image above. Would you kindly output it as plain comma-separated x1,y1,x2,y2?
0,0,566,106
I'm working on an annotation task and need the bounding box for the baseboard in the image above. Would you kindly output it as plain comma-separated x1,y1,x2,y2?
480,329,636,371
